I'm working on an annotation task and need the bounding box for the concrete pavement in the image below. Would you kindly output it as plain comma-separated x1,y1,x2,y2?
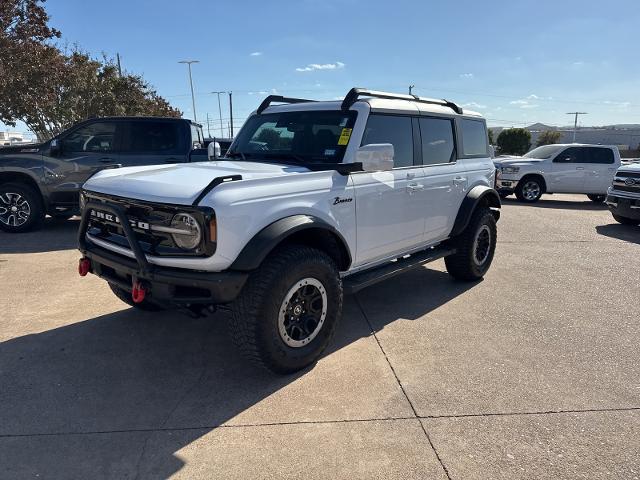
1,194,638,479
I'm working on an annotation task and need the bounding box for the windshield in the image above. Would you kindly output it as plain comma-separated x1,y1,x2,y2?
523,145,563,159
228,110,357,164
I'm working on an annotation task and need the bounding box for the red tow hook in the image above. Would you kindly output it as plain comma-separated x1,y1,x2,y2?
78,257,91,277
131,281,148,304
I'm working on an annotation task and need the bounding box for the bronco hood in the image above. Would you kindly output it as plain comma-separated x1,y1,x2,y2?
83,160,311,205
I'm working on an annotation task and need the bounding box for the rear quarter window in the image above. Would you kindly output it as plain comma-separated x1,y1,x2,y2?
460,119,488,156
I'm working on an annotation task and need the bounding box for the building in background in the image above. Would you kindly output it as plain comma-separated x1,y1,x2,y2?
0,131,34,146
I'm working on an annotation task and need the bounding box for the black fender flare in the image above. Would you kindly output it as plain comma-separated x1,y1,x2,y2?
450,185,501,237
230,214,352,271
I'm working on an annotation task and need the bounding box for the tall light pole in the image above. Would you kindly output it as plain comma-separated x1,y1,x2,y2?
211,91,225,137
566,112,587,142
228,91,234,137
178,60,199,121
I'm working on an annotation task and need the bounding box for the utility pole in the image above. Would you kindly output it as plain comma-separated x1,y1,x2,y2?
566,112,587,142
178,60,200,121
409,84,415,95
116,53,122,77
228,91,234,137
206,112,211,137
211,91,225,137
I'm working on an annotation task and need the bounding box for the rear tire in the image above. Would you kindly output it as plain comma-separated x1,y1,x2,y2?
587,194,606,203
229,245,342,374
612,214,639,226
108,282,164,311
499,192,510,199
445,208,497,281
515,177,543,203
0,182,45,232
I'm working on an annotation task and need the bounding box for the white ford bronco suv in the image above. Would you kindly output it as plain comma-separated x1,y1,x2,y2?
605,162,640,226
77,88,501,373
495,144,621,203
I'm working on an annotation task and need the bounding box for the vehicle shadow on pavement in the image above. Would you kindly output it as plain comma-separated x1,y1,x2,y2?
0,217,79,254
596,223,640,245
501,197,608,211
0,267,475,478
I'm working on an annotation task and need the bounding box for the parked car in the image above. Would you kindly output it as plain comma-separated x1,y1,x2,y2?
494,144,621,203
77,88,501,373
605,162,640,226
0,117,208,232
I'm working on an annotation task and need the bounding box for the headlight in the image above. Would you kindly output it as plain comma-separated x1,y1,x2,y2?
170,213,202,250
501,166,520,174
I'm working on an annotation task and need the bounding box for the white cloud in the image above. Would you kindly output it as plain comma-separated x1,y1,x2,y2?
463,102,487,109
459,73,474,79
510,99,528,105
510,97,539,109
572,61,584,66
520,104,539,109
295,61,345,72
526,94,539,100
250,52,262,56
604,100,630,107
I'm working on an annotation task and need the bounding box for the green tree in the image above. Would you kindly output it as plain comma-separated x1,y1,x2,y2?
0,0,180,141
496,128,532,155
536,130,562,147
487,128,494,145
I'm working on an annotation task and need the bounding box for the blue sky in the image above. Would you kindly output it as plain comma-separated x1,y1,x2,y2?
6,0,640,137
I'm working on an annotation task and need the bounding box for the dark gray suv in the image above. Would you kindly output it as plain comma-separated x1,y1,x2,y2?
0,117,207,232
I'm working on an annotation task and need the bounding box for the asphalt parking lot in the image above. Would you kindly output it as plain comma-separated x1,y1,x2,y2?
1,194,639,479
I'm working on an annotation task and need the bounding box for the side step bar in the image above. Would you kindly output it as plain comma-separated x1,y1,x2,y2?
343,246,455,294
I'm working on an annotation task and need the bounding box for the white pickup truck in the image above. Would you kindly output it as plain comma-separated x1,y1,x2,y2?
606,162,640,226
495,144,621,203
77,88,501,373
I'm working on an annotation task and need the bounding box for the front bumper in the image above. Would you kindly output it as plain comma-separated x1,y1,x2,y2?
605,191,640,221
78,201,248,307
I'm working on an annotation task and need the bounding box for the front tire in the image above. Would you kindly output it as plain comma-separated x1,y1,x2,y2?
515,177,543,203
587,194,606,203
445,208,497,281
108,282,164,311
0,182,45,232
612,214,639,226
229,245,343,374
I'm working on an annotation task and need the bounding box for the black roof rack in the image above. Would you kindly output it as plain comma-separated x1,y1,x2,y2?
257,95,316,114
341,88,463,114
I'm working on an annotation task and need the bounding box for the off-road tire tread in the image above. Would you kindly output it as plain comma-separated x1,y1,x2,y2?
229,245,342,373
445,207,497,281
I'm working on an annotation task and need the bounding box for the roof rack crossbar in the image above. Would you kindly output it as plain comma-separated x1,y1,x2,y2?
341,88,463,114
257,95,316,114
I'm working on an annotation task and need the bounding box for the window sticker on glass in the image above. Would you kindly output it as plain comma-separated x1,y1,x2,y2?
324,149,336,156
339,117,349,127
338,128,352,146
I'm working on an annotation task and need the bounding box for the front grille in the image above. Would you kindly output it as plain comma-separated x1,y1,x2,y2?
84,192,214,257
613,174,640,194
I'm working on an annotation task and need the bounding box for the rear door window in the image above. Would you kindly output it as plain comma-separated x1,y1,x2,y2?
361,114,414,168
123,121,181,153
418,117,456,165
588,147,614,164
460,119,488,156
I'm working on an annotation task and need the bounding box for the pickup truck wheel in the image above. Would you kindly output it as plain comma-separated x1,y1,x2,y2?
612,214,639,226
515,178,543,202
587,194,606,203
108,282,164,311
229,245,342,374
0,182,45,233
445,208,497,281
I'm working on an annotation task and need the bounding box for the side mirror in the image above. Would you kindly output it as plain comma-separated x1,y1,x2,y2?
207,141,222,161
355,144,394,172
50,138,61,157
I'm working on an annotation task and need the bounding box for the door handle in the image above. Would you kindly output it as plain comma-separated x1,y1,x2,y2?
575,166,585,170
406,172,416,180
453,176,467,185
407,183,425,193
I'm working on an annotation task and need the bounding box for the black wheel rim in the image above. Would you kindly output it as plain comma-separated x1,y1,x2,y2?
0,192,31,227
473,225,491,266
278,278,327,348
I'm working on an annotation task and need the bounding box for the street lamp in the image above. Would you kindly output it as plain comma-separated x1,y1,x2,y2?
211,91,226,137
178,60,199,121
